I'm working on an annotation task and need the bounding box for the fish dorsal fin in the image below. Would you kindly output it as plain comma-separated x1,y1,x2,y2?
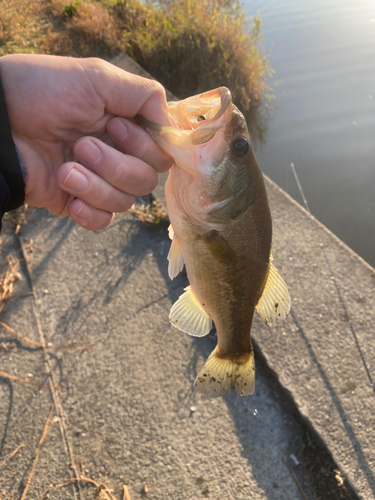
169,286,212,337
167,224,185,280
256,262,291,327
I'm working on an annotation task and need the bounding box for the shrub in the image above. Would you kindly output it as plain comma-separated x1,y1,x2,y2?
0,0,272,109
115,0,272,109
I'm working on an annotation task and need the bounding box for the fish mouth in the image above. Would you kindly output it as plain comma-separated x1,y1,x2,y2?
137,87,232,145
136,87,233,177
168,87,232,137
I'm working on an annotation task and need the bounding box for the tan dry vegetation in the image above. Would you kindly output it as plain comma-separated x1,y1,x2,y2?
0,0,272,110
129,199,168,228
0,0,48,55
0,255,22,315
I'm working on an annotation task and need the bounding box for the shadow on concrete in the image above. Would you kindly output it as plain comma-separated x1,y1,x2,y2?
290,309,375,496
29,210,76,282
0,378,13,457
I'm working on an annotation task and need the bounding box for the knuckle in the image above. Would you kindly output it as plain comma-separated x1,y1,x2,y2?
144,79,166,100
113,162,128,186
85,56,106,71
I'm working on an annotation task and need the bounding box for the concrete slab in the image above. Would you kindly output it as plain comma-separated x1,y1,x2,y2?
253,178,375,500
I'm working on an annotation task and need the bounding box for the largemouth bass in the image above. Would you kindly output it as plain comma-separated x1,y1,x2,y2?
139,87,290,398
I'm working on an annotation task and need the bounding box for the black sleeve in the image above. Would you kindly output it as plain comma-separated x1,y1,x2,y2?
0,72,26,231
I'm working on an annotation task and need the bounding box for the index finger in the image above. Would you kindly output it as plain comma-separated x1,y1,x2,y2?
106,117,173,173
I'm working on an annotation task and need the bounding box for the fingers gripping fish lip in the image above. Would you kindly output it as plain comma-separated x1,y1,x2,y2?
136,87,233,178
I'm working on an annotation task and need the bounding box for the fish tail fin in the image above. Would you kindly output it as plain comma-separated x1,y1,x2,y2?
194,347,255,398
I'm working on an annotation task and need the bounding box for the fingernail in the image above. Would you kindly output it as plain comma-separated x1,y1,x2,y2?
107,118,128,142
75,139,102,165
73,201,93,224
63,168,89,192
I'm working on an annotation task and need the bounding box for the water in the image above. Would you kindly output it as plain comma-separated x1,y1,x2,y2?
244,0,375,267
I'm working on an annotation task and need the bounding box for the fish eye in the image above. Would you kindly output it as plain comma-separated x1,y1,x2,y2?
231,137,249,158
197,115,206,122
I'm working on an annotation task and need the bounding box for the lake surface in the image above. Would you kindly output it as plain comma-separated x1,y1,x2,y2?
244,0,375,267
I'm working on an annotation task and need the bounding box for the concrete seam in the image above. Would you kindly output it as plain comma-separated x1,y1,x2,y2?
19,236,81,500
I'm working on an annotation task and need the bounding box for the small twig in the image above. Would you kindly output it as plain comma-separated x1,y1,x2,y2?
123,485,132,500
0,255,22,305
20,405,55,500
0,443,24,470
282,457,308,500
0,371,61,390
5,291,33,300
0,320,47,348
38,477,118,500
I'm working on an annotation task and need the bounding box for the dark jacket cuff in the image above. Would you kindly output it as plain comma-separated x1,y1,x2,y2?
0,71,26,226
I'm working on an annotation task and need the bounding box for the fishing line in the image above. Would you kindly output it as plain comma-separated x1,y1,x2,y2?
290,162,375,396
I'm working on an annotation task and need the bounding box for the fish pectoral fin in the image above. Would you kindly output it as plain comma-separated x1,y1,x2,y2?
194,347,255,398
256,262,291,327
167,227,185,280
169,286,212,337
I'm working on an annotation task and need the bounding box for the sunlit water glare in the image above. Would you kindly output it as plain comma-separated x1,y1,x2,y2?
245,0,375,267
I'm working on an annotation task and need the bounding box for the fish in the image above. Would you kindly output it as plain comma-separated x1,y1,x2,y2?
138,87,291,398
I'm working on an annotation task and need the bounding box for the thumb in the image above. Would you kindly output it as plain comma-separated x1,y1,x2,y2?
83,58,172,125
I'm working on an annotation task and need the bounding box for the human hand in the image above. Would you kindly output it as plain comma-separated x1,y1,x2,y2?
0,54,173,230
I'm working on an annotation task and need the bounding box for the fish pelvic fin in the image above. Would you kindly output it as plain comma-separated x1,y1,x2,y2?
194,347,255,398
167,224,185,280
256,262,291,327
169,286,212,337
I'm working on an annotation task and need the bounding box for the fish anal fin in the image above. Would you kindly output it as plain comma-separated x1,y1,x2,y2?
256,262,291,327
167,226,185,280
194,347,255,398
169,286,212,337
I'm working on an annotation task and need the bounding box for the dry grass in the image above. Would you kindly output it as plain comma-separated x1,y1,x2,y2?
0,370,61,389
39,0,121,57
0,0,272,109
38,477,127,500
20,406,55,500
0,0,48,55
129,199,168,227
5,204,31,235
0,255,23,315
120,0,273,108
0,320,46,348
0,444,24,471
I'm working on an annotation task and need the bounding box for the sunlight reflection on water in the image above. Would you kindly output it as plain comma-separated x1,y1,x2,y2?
244,0,375,267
